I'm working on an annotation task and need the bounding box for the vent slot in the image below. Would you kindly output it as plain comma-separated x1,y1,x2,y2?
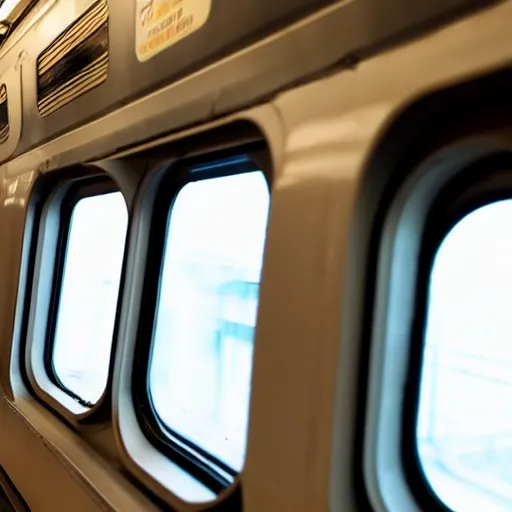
37,0,109,117
0,85,9,144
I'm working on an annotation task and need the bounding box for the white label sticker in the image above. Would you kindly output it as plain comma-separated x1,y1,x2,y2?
136,0,211,62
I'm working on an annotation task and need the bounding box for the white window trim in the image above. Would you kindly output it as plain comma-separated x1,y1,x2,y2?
363,139,504,512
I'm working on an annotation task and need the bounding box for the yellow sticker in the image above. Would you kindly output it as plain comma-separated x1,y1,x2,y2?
136,0,211,62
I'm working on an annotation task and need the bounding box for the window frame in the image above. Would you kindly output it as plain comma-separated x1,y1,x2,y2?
23,171,128,423
361,138,512,512
44,178,121,406
401,153,512,511
131,146,271,496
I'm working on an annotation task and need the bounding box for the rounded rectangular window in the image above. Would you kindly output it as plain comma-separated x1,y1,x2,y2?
417,200,512,511
148,169,270,473
51,191,128,405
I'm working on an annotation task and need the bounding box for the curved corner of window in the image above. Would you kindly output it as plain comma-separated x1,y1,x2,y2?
126,156,270,501
25,179,128,416
416,199,512,512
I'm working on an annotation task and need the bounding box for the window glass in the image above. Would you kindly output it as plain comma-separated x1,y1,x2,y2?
52,192,128,405
417,200,512,511
149,170,270,471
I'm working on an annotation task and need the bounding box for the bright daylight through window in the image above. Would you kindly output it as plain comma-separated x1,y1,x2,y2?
52,192,128,405
417,200,512,512
149,170,270,472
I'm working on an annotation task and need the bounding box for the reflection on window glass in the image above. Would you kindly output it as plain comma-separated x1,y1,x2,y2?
149,170,270,471
53,192,127,405
417,200,512,512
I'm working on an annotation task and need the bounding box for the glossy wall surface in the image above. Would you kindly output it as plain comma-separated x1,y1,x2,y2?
0,0,499,160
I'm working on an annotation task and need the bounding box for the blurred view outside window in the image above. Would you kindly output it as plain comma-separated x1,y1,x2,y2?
53,192,128,405
417,200,512,511
149,170,269,471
